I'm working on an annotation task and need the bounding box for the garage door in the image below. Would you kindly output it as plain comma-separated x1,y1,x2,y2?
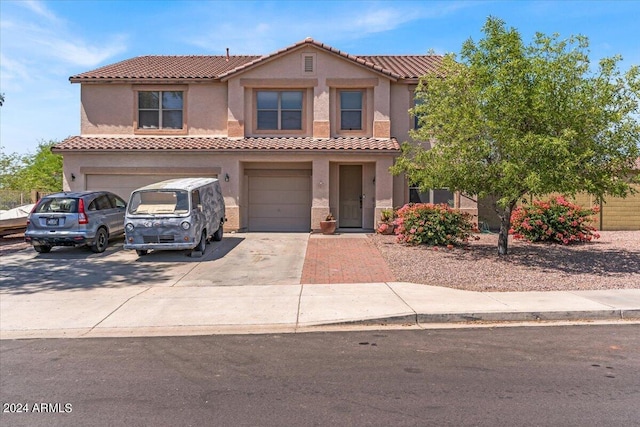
86,174,216,201
248,175,311,232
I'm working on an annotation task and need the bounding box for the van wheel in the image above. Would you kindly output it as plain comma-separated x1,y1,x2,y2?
213,224,223,241
34,245,52,253
91,228,108,253
136,249,148,256
195,231,206,253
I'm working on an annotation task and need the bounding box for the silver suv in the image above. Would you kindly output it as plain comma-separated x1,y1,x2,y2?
25,191,127,253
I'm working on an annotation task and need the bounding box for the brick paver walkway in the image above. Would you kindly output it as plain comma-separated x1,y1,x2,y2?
301,236,396,284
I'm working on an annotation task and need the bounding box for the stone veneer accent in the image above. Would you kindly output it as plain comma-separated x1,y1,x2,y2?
313,121,330,138
227,121,244,138
373,121,391,138
225,206,240,231
311,206,332,231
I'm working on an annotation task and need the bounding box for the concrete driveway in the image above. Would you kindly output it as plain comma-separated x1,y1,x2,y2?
1,232,309,294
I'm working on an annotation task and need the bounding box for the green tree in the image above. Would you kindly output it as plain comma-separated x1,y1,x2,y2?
0,141,63,192
392,17,640,255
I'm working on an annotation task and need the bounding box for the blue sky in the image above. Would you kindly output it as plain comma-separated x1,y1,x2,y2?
1,0,638,155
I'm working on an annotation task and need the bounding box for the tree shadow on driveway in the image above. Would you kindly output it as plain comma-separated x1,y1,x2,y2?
0,237,245,295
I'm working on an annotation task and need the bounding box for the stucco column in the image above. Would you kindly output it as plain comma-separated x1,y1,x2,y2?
311,158,330,229
373,79,391,138
222,159,241,231
313,81,330,138
374,156,394,222
227,78,244,138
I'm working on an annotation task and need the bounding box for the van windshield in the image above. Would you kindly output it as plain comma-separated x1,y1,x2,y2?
127,190,189,215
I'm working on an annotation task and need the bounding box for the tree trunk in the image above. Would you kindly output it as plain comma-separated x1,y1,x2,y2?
497,203,515,256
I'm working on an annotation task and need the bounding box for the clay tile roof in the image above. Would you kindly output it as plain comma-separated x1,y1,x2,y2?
359,55,444,79
52,136,400,152
69,38,444,82
70,55,261,81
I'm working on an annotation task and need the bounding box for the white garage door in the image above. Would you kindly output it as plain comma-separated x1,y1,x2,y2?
248,175,311,232
86,174,216,201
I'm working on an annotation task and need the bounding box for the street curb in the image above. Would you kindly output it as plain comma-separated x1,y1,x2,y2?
326,310,640,327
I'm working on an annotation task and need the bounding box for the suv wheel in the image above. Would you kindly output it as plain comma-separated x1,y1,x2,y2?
91,228,108,253
34,245,52,253
136,249,148,256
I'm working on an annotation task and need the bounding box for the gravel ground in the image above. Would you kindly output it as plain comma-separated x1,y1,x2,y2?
369,231,640,292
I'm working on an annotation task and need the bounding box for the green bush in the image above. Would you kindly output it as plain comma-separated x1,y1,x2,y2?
510,196,600,244
394,203,475,246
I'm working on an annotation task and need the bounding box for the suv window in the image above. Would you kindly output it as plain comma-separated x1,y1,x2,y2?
89,195,112,211
109,194,126,208
36,198,77,213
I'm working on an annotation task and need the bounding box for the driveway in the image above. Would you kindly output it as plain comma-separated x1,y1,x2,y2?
0,232,309,294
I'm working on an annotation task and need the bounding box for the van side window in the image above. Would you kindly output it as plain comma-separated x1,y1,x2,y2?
192,190,201,210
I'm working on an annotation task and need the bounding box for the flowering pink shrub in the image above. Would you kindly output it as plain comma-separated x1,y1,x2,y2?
394,203,475,246
376,222,391,234
510,196,600,244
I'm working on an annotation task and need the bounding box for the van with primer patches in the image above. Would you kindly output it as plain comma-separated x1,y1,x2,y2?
124,178,225,256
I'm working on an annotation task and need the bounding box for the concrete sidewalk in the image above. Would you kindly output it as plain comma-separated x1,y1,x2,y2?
1,232,639,339
2,281,639,339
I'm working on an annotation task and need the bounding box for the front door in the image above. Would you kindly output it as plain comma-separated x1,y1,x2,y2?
339,165,363,228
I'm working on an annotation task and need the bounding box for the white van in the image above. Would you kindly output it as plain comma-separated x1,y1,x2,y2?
124,178,225,256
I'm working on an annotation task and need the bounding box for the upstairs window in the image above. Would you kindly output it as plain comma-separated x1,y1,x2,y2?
256,91,303,130
413,97,424,130
138,91,183,129
339,91,363,131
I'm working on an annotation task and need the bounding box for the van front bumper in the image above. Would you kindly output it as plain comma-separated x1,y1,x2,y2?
123,242,197,251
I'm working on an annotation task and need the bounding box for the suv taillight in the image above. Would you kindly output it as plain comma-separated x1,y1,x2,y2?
78,198,88,224
26,203,38,225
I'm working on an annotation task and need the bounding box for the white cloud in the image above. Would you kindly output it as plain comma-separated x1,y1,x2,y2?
20,0,60,23
181,1,474,54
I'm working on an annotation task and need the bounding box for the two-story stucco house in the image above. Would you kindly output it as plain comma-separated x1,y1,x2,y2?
53,38,477,232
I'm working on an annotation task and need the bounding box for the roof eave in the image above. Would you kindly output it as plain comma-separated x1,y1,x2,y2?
69,77,216,84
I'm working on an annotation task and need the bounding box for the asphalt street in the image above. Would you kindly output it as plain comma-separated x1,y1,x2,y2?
2,325,639,426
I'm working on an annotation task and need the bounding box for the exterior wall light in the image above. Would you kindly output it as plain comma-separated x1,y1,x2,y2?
224,173,230,182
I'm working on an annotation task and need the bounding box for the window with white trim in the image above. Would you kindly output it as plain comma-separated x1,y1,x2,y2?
138,91,183,129
256,91,303,130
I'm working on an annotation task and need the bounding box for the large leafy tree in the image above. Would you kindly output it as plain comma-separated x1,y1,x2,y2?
392,17,640,255
0,141,63,192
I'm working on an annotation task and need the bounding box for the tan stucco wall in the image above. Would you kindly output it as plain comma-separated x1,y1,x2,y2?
81,85,133,134
228,46,395,140
390,84,413,143
80,83,228,135
61,150,397,232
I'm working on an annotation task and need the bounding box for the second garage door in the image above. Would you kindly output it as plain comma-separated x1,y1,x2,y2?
86,174,217,201
248,175,311,232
